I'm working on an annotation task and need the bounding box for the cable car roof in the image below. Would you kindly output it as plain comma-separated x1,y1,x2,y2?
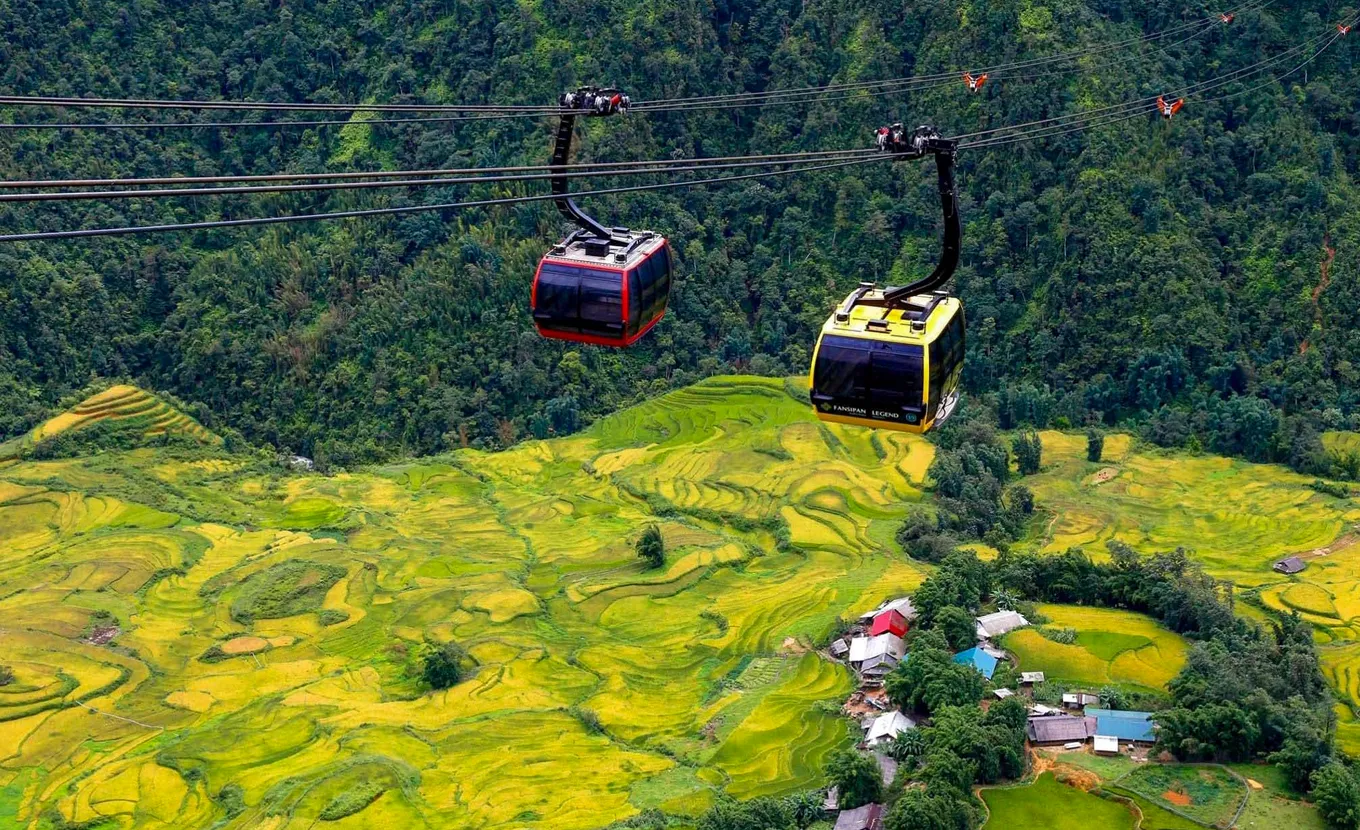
820,291,960,344
542,231,667,269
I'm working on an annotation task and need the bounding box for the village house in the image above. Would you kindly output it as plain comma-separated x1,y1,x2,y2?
864,710,916,747
1026,714,1097,745
1085,708,1158,746
859,596,918,624
1019,671,1046,685
952,646,999,680
869,608,909,638
849,632,907,674
975,609,1030,641
834,803,884,830
1062,691,1101,708
1273,556,1306,574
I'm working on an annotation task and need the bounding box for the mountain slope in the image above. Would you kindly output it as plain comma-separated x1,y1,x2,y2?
0,0,1357,462
0,385,218,461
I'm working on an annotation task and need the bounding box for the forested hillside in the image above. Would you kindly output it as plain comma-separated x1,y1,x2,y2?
2,0,1358,465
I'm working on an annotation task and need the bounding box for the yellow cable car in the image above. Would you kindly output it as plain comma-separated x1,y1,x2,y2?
810,289,963,433
810,125,964,434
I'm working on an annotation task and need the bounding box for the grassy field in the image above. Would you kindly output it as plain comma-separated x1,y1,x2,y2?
1002,604,1188,693
982,773,1136,830
0,377,928,829
1117,764,1246,828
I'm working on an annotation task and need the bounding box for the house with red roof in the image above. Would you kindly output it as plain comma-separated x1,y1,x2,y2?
869,609,908,638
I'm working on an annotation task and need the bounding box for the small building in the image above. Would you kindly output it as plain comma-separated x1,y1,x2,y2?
859,653,901,679
849,633,906,670
288,455,315,471
864,711,916,747
1093,735,1120,755
1274,556,1306,575
952,647,999,680
993,688,1015,700
1020,671,1046,685
1029,704,1062,716
870,609,910,638
834,803,884,830
859,596,918,623
824,786,839,813
976,610,1030,641
830,639,850,658
1062,692,1101,708
1027,714,1097,745
1085,709,1157,744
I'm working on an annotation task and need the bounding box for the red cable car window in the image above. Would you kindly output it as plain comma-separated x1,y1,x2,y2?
535,263,583,332
627,268,643,332
579,273,624,335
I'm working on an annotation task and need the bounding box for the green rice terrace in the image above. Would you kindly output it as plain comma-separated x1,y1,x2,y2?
1,375,1357,828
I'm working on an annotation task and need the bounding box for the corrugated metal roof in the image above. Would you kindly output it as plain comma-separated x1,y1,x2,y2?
975,610,1030,639
834,803,884,830
1027,715,1096,743
1085,709,1157,742
953,647,999,679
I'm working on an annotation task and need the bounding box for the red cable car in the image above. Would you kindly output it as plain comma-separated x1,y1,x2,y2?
531,87,673,347
532,231,672,346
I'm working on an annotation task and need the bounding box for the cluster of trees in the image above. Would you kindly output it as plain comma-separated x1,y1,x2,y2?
418,639,468,690
896,421,1036,561
1,0,1358,465
636,525,666,570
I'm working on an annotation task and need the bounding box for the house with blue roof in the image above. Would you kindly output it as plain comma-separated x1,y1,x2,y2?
1085,708,1157,743
952,647,999,680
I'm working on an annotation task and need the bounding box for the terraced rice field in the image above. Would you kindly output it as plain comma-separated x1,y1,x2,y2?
0,385,217,459
0,378,929,829
1002,604,1189,693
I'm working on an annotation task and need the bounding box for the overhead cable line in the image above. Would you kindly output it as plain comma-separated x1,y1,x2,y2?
0,153,876,203
956,17,1353,150
0,155,894,243
0,148,878,190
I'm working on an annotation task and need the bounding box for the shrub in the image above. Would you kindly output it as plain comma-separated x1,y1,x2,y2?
1087,428,1105,462
319,781,386,821
0,665,13,686
636,525,665,569
1037,627,1077,645
317,609,350,626
419,640,467,690
569,705,605,734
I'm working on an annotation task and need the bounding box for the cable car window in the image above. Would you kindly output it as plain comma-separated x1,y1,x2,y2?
627,268,643,331
654,245,672,315
637,256,658,318
814,336,871,399
870,343,924,407
536,264,583,330
579,274,624,334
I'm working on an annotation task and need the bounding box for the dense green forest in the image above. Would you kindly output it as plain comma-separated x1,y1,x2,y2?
1,0,1358,465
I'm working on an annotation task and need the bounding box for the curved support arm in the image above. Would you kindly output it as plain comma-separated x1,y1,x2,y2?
884,136,959,303
551,113,612,240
